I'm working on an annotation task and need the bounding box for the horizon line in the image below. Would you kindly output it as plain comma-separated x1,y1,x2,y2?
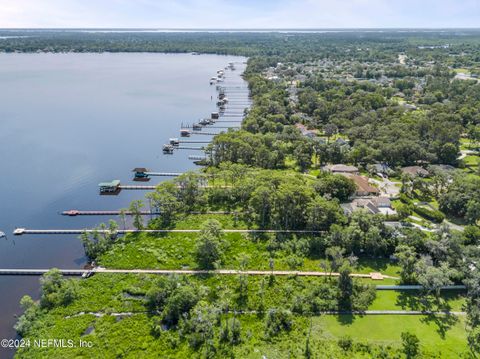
2,27,480,30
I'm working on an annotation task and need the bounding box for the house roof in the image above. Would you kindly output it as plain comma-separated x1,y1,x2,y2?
401,166,429,176
372,197,391,208
328,164,359,173
343,174,380,194
295,123,319,137
98,180,121,187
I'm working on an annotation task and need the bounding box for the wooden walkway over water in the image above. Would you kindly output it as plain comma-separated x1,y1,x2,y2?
61,210,234,217
0,268,394,280
13,228,325,236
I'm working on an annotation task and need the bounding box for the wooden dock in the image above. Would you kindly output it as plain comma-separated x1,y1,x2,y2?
190,132,221,136
178,140,211,144
176,146,205,150
13,228,325,236
0,268,404,281
144,172,182,177
118,185,156,190
62,210,159,216
188,155,207,160
62,210,234,217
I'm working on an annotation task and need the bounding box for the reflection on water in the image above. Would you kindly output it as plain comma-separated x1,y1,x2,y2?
0,52,246,357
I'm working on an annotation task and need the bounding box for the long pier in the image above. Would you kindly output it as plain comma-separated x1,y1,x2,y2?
62,210,234,217
62,210,159,216
176,146,205,150
178,140,211,144
207,126,240,129
190,132,221,136
119,185,156,190
188,155,207,160
0,268,394,281
13,228,325,236
144,172,182,177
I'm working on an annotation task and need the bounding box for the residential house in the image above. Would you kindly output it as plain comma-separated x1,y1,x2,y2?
342,174,380,197
401,166,429,177
295,123,319,139
341,197,396,215
326,164,359,174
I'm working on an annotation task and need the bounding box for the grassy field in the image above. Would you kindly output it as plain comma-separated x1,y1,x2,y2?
317,315,468,358
16,213,471,358
370,290,465,311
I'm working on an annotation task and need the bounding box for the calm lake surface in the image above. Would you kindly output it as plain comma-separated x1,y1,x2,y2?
0,52,246,357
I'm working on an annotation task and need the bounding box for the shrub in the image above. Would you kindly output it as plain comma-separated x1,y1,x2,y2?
338,336,353,351
413,206,445,223
264,309,293,338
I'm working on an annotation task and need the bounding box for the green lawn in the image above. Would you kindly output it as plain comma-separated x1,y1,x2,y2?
317,314,469,358
369,290,466,311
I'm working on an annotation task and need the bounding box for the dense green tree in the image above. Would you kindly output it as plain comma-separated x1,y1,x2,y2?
194,220,224,269
401,331,420,358
39,269,77,309
129,200,145,230
395,245,418,284
147,182,181,226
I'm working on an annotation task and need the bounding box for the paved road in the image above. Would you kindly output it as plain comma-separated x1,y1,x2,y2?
369,177,400,198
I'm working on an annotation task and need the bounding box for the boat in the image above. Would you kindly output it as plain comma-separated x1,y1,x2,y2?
163,144,174,154
0,231,5,239
169,138,179,146
180,129,191,137
192,123,202,130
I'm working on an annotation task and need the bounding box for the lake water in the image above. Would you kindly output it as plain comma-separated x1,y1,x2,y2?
0,52,246,357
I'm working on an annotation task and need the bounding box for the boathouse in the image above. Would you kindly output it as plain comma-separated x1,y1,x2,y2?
98,180,121,193
132,168,148,179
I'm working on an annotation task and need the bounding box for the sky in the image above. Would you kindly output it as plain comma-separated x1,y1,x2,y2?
0,0,479,29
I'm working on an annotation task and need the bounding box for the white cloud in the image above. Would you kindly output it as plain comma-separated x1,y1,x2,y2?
0,0,478,28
